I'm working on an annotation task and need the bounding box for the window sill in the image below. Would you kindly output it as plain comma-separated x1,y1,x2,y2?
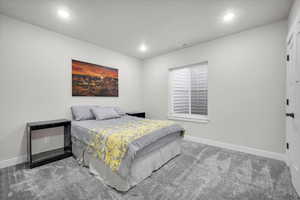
168,116,209,123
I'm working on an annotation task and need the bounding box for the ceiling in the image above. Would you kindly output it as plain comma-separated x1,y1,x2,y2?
0,0,294,59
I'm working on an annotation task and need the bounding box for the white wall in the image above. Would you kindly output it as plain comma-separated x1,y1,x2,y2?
0,15,143,162
142,21,287,153
0,13,289,164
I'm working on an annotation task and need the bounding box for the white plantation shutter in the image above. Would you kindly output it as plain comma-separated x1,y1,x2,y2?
169,62,208,119
171,68,190,114
191,65,208,115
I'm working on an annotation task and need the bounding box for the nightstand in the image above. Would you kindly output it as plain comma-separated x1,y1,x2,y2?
126,112,146,118
27,119,72,168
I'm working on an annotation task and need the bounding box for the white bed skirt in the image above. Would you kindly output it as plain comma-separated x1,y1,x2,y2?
72,137,182,191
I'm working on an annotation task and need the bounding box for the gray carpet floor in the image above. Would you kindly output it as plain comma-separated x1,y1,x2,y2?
0,141,299,200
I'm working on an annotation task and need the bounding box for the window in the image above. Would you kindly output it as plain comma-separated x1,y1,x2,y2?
169,62,208,122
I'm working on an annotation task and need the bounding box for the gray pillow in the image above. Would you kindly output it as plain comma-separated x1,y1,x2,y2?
71,105,98,121
101,106,126,116
112,107,126,116
91,107,121,120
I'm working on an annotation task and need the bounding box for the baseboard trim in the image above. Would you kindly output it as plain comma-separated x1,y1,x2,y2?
184,135,286,162
0,155,27,169
0,137,286,168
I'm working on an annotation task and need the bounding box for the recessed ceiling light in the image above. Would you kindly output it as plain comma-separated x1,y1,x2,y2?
139,44,148,52
57,8,70,20
223,12,235,23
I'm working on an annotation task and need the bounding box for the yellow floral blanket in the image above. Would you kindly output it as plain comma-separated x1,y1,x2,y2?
88,119,182,175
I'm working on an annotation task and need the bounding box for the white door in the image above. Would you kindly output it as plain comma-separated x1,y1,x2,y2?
286,31,300,195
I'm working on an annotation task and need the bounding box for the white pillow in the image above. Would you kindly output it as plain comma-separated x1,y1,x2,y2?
91,107,120,120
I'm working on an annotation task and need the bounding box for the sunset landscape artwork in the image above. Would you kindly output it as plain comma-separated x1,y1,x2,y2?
72,60,118,96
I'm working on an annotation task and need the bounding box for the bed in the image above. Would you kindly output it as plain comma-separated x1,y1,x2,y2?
70,107,184,192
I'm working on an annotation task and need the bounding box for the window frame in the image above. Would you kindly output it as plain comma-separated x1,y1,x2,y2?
168,62,209,123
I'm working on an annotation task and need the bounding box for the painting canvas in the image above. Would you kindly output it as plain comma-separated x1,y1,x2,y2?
72,60,118,96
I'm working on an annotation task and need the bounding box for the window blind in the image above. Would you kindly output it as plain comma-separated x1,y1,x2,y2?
170,62,208,118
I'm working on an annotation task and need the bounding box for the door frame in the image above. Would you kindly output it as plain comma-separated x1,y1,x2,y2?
286,19,300,195
286,21,300,164
286,32,293,167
